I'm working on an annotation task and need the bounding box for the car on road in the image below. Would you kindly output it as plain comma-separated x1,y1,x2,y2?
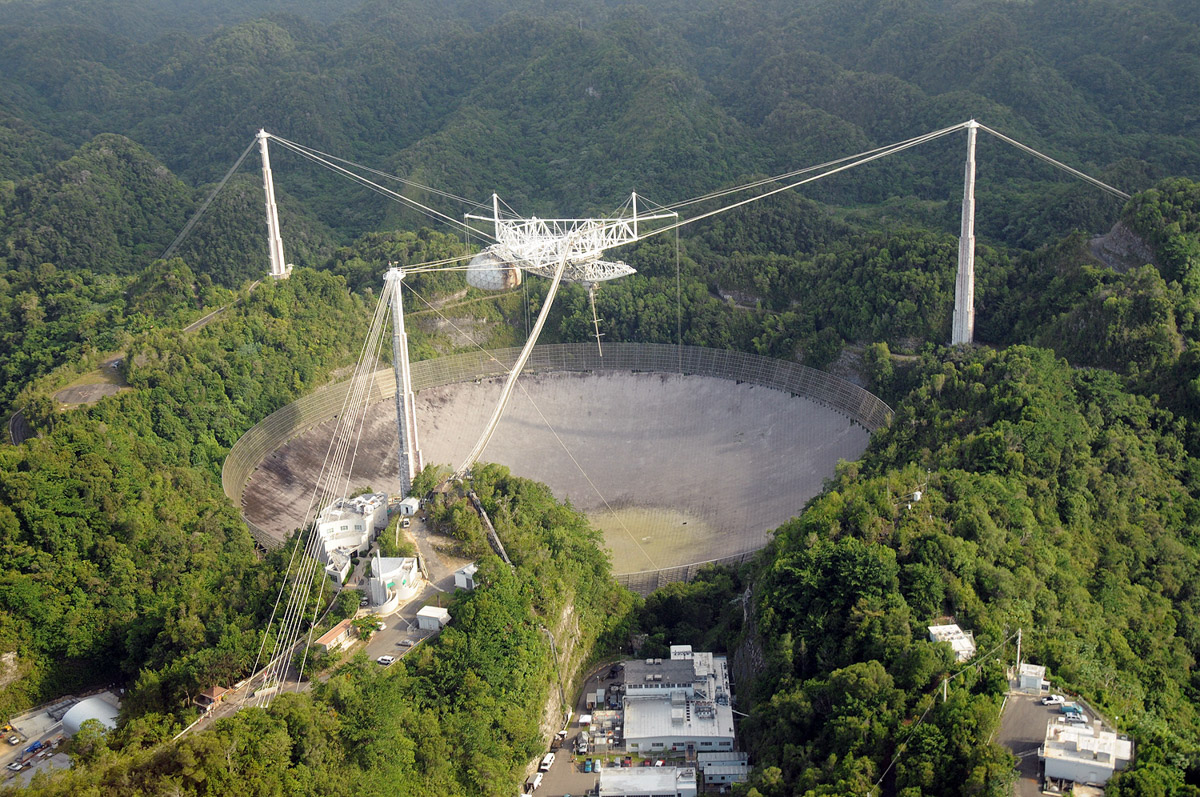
401,518,411,528
376,621,386,631
6,763,24,772
398,639,413,647
1041,694,1066,705
7,735,19,745
538,753,555,772
376,655,395,666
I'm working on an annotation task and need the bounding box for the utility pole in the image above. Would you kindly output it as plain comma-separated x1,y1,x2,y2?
257,130,292,280
386,267,422,496
1016,627,1022,672
951,120,978,345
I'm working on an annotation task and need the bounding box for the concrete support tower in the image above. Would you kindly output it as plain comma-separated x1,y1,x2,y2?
257,130,292,280
386,268,423,496
951,120,979,345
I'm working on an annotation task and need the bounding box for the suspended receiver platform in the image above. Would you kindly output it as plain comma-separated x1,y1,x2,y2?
464,193,676,290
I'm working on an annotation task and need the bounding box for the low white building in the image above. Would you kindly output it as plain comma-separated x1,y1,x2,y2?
367,554,422,611
315,493,388,581
928,624,976,662
1019,662,1048,692
1041,720,1133,786
416,605,451,630
598,766,697,797
704,763,750,787
454,562,479,590
397,496,420,516
623,646,736,755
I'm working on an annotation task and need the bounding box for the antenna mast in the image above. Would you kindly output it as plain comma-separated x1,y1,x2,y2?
386,267,423,495
257,130,293,280
951,120,978,345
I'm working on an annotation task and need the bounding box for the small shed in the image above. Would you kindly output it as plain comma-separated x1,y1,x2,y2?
416,605,451,630
398,497,420,516
454,562,479,591
195,685,230,713
1019,662,1047,692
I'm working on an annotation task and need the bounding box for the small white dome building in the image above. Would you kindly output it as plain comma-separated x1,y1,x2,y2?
62,694,120,737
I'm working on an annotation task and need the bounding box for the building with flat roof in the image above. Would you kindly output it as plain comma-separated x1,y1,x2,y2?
927,624,976,662
704,763,750,787
315,493,388,583
598,766,697,797
622,645,735,755
1041,720,1133,786
416,605,451,630
454,562,479,590
1019,662,1048,692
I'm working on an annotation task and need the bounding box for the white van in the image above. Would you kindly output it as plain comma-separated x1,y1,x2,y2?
529,772,543,791
538,752,555,772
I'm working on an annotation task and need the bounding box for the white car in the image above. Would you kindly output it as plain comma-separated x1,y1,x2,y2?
376,655,395,666
539,752,555,772
376,622,386,631
6,763,23,772
1041,694,1066,705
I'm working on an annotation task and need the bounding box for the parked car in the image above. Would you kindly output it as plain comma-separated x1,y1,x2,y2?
1065,713,1088,724
654,759,665,767
528,772,542,791
376,622,386,631
583,759,592,773
538,753,555,772
7,735,20,745
401,518,411,528
398,639,414,647
376,655,395,666
6,763,24,772
1041,694,1066,705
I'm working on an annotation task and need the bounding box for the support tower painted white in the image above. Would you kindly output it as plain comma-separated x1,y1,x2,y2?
952,120,979,345
386,268,423,495
258,130,293,280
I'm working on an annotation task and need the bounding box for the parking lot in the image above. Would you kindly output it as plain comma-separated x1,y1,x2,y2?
998,693,1092,797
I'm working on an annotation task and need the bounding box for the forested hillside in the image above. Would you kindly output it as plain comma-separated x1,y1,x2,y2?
1,0,1200,795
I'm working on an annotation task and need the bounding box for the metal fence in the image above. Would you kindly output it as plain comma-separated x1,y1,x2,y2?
223,344,892,570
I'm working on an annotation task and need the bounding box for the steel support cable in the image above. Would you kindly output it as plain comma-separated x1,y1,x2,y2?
271,139,471,235
453,233,579,478
279,286,393,669
976,123,1131,199
161,137,258,260
256,280,396,705
295,324,386,690
262,135,478,205
267,135,493,240
662,122,970,212
647,124,967,241
404,284,660,571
